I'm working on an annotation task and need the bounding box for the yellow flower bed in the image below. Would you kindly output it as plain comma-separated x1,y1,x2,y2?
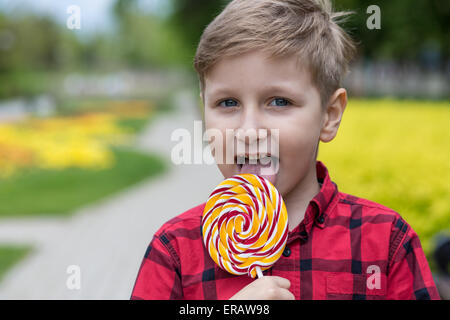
318,99,450,254
0,101,153,178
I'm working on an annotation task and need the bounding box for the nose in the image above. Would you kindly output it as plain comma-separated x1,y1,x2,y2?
235,104,268,153
236,104,259,144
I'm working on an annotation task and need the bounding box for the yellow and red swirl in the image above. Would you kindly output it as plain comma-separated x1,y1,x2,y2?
202,174,288,278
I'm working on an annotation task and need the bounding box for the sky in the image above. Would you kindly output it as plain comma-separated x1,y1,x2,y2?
0,0,171,35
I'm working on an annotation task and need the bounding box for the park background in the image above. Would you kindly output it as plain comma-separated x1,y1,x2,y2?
0,0,448,299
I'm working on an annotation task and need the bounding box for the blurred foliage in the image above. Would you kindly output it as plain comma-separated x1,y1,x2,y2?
0,1,189,99
167,0,229,55
0,0,448,100
168,0,449,66
0,14,82,72
318,99,450,258
335,0,449,65
111,0,190,69
0,100,154,177
0,71,62,99
0,2,189,73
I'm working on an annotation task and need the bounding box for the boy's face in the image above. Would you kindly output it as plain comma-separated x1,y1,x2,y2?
202,49,343,197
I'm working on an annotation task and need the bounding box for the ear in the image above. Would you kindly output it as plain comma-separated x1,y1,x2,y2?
319,88,347,143
199,90,206,120
199,90,205,105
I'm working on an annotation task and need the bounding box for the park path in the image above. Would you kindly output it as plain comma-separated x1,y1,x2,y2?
0,89,223,299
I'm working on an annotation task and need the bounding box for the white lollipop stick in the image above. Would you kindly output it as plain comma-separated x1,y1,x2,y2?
255,266,264,279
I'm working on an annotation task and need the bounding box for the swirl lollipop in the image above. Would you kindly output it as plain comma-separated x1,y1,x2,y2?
202,174,288,279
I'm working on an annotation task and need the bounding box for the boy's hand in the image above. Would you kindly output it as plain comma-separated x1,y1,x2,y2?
229,276,295,300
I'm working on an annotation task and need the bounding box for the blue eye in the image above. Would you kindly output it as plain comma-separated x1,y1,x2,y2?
269,98,290,107
218,99,238,107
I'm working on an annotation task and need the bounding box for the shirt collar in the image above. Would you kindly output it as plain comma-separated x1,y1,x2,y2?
290,161,339,241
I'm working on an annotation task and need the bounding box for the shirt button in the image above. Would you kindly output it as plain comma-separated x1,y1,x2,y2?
318,215,325,224
282,247,291,257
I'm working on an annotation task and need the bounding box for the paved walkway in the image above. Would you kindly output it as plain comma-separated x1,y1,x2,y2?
0,89,223,299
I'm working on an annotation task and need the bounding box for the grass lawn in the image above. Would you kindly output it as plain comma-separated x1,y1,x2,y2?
0,95,172,282
0,146,166,217
0,147,166,281
0,246,32,283
116,116,153,134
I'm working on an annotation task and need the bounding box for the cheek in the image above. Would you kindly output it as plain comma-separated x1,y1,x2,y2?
204,112,238,151
203,109,214,130
204,110,231,134
277,118,320,164
204,125,235,167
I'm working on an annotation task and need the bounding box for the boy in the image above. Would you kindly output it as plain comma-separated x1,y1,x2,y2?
131,0,440,299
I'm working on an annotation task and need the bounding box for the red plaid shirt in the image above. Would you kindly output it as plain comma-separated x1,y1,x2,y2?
131,161,440,300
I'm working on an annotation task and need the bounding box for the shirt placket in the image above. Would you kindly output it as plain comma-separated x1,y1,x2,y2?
277,229,303,299
289,237,301,299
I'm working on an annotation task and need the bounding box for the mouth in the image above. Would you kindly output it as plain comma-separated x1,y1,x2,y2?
235,153,279,185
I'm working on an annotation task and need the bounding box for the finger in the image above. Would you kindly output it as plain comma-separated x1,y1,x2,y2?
266,287,295,300
276,288,295,300
270,276,291,289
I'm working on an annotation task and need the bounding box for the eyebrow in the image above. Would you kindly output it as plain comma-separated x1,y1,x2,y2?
207,87,235,98
208,83,301,98
260,84,300,96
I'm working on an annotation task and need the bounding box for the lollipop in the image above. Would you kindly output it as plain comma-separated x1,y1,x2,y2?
202,174,288,279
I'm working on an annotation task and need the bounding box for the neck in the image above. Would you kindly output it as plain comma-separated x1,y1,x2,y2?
283,163,321,231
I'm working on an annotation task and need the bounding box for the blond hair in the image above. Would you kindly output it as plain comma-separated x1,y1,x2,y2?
193,0,357,107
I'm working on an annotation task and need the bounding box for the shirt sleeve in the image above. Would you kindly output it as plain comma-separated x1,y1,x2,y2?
130,234,183,300
386,220,440,300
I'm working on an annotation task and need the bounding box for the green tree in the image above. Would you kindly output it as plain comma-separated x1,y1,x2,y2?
167,0,229,59
112,0,189,68
166,0,449,66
